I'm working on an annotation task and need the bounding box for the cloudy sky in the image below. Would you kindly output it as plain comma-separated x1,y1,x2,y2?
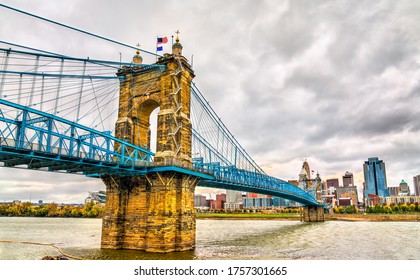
0,0,419,203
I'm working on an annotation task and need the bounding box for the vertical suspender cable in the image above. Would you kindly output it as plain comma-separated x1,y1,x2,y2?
40,75,45,112
53,58,64,114
89,77,105,131
0,50,10,98
76,61,86,122
16,73,23,117
28,55,40,106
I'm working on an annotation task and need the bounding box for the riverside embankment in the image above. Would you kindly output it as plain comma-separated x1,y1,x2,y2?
196,212,420,222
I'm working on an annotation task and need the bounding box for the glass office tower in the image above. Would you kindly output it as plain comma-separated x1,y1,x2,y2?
363,157,389,198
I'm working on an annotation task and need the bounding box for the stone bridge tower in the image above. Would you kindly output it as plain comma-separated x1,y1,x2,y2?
101,36,198,252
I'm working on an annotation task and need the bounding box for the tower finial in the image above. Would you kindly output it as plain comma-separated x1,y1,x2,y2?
132,42,143,64
172,30,183,56
175,30,180,42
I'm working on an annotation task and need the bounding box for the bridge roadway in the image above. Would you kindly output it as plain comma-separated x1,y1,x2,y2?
0,99,320,206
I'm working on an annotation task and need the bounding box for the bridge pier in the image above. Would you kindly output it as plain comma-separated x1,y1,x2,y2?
101,172,197,252
302,205,324,222
101,35,198,252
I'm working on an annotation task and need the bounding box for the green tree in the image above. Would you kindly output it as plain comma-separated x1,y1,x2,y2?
344,205,357,214
373,204,382,213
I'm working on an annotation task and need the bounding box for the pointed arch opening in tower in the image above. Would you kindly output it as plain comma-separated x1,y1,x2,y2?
149,107,160,153
134,99,160,152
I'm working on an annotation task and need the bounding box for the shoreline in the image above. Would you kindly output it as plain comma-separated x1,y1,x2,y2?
325,214,420,222
196,213,420,222
2,213,420,222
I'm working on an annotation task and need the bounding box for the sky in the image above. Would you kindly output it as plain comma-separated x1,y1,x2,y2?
0,0,419,203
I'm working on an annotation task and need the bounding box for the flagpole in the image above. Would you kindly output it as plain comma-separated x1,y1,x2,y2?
156,36,158,62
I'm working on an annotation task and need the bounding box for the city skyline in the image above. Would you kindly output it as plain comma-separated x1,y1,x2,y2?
1,0,420,203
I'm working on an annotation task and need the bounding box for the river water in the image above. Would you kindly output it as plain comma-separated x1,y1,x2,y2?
0,217,419,260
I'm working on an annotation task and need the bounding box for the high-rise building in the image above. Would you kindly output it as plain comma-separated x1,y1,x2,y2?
363,157,389,198
413,175,420,196
326,178,339,188
326,178,339,195
226,190,242,203
336,186,358,206
194,194,207,207
342,171,354,187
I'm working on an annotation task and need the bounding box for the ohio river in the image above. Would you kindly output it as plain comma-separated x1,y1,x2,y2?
0,217,419,260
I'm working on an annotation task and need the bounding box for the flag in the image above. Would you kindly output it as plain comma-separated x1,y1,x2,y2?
157,46,163,52
157,37,168,44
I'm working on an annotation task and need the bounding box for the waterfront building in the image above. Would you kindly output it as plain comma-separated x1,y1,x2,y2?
338,198,352,206
247,192,259,198
388,186,400,196
399,180,410,196
326,178,339,188
323,194,336,208
216,193,226,209
342,171,354,187
224,202,243,210
414,175,420,196
366,194,380,206
326,178,339,195
363,157,389,199
243,198,273,208
335,186,358,206
205,193,227,210
208,199,222,210
194,194,207,207
226,190,242,203
273,197,290,207
385,196,420,205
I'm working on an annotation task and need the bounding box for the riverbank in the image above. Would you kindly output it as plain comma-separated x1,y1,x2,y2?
196,213,301,220
196,212,420,221
325,213,420,222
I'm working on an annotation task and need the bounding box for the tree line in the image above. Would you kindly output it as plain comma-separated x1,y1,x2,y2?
334,202,420,214
365,202,420,214
0,202,104,218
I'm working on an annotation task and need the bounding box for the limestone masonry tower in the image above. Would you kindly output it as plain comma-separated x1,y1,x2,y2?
101,34,198,252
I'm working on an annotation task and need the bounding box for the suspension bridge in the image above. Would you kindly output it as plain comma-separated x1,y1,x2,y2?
0,4,324,252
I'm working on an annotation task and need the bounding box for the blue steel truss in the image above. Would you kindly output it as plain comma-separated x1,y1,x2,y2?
0,98,154,176
193,157,319,206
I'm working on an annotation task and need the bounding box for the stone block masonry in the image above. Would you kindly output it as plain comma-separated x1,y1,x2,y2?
101,173,197,252
303,205,325,222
